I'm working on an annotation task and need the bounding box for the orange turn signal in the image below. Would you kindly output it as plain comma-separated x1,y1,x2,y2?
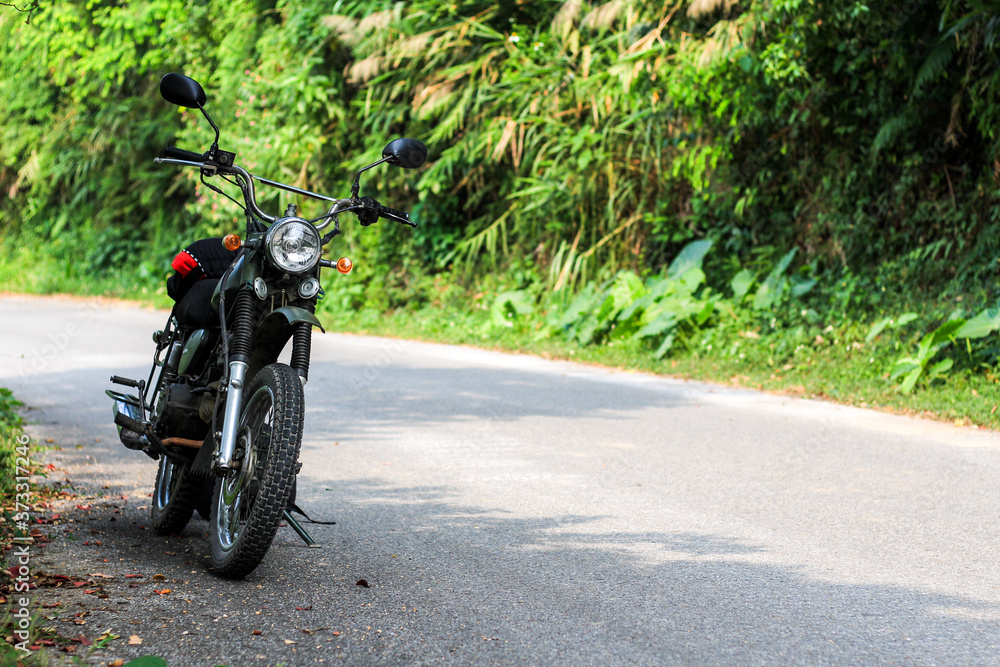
223,234,242,251
336,257,353,274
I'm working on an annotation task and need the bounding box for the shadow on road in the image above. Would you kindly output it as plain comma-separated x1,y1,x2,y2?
283,475,1000,666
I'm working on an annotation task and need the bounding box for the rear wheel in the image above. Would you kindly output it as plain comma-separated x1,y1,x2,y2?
150,456,200,534
209,363,302,578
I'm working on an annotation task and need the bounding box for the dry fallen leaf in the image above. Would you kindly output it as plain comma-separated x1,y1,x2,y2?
128,635,142,645
152,574,166,580
251,630,262,636
153,589,172,595
109,660,125,667
284,639,297,645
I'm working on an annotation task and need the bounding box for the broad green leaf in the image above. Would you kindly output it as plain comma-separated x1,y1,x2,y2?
954,305,1000,339
604,271,646,321
866,317,893,343
575,316,600,345
926,357,954,381
618,293,653,322
772,248,798,277
914,333,938,363
754,277,788,311
554,283,598,329
636,311,679,339
695,293,718,326
731,269,755,301
929,318,966,346
790,276,817,297
675,267,706,295
648,276,676,299
654,333,676,359
491,290,533,327
890,358,920,380
752,249,796,311
898,366,922,394
667,239,713,278
124,658,169,667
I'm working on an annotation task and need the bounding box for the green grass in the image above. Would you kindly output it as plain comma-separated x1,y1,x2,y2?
0,387,26,500
324,301,1000,430
0,240,173,308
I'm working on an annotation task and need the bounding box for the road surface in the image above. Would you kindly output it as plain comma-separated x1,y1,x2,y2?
1,295,999,666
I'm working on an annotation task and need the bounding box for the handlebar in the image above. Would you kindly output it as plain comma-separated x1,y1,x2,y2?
155,148,416,229
163,145,205,162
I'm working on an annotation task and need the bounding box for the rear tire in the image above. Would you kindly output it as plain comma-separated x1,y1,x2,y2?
209,363,303,578
150,457,200,535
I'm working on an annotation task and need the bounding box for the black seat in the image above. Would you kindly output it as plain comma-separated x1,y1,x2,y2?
174,278,220,329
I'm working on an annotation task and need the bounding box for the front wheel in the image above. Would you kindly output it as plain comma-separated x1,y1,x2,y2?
209,363,303,578
150,456,201,535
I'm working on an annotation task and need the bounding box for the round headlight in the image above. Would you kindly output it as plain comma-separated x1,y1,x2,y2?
265,217,321,274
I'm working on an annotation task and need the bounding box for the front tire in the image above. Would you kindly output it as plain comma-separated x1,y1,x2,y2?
150,456,200,535
209,363,303,578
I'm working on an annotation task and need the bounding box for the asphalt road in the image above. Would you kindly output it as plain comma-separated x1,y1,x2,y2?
2,294,999,666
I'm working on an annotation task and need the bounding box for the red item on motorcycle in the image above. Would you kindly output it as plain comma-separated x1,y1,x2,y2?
166,237,240,302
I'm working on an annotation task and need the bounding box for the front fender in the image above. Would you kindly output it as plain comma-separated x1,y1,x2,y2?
266,306,325,333
247,306,325,381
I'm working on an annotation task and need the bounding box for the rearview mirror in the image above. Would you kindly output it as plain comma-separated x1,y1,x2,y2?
160,73,207,109
382,138,427,170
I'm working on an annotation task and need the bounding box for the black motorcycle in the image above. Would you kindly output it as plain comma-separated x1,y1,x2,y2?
106,73,426,578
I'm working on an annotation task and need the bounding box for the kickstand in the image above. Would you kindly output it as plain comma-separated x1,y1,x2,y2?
283,509,321,548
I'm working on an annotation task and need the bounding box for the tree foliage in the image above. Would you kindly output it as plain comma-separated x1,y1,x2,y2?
1,0,998,308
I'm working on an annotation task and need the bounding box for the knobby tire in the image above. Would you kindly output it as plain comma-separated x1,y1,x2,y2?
209,362,303,578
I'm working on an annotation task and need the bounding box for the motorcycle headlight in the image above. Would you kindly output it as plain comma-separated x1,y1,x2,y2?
265,217,321,274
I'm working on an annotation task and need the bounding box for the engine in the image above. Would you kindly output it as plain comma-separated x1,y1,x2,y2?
155,379,210,441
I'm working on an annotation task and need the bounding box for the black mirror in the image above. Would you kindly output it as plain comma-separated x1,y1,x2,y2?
160,73,207,109
382,138,427,170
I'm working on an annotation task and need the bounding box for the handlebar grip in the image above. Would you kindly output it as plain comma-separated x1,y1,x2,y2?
163,145,205,162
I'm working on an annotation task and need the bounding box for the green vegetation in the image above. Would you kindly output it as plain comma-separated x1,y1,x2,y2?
1,0,999,425
0,388,26,500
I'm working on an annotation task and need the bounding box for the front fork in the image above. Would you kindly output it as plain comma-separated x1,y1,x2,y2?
212,290,314,473
214,359,247,473
214,289,256,474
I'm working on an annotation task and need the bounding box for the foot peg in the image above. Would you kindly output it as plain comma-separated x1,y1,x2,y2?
114,411,147,434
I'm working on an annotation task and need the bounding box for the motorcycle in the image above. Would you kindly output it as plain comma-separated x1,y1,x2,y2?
106,73,426,578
